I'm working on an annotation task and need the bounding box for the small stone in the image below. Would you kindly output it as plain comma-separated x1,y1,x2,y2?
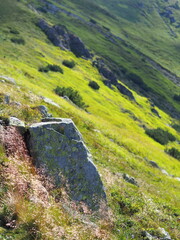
9,117,25,127
4,95,10,104
37,105,52,118
141,231,154,240
161,169,170,176
149,161,160,169
158,227,171,240
40,96,60,108
0,75,16,84
10,102,22,106
123,173,138,186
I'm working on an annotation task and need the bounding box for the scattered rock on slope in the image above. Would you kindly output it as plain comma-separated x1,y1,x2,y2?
37,19,91,59
123,173,138,186
28,118,106,209
93,58,135,100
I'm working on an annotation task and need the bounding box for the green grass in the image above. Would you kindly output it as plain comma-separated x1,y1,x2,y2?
0,0,179,239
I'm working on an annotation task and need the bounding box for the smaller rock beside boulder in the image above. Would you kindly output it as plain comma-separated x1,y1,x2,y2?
9,117,25,128
123,173,138,186
37,105,52,118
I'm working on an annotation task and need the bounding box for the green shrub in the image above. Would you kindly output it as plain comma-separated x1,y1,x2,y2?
173,94,180,101
165,147,180,160
39,64,63,74
54,86,87,109
126,73,149,91
11,38,25,45
62,60,75,69
88,81,100,90
145,128,176,145
89,18,97,24
172,124,180,132
10,29,19,34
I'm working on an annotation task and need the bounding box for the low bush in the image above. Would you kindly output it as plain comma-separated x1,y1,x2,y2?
172,124,180,132
165,147,180,160
145,128,176,145
89,18,97,24
62,60,75,69
88,81,100,90
39,64,63,74
126,73,149,91
54,86,87,109
173,94,180,101
10,29,19,34
11,38,25,45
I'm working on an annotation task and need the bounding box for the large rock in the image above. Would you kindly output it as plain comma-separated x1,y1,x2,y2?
28,118,106,209
37,20,91,59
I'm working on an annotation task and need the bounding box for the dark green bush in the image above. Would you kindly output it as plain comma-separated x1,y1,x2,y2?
173,94,180,101
10,29,19,34
11,38,25,45
172,124,180,132
165,147,180,160
39,66,49,73
39,64,63,74
88,81,100,90
126,73,149,91
89,18,97,24
54,86,87,109
145,128,176,145
62,60,75,69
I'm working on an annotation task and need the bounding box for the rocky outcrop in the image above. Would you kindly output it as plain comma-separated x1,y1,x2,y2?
37,19,91,59
93,59,135,100
28,118,106,209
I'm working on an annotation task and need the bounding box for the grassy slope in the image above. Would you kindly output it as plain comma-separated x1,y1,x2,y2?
0,0,180,239
32,0,180,118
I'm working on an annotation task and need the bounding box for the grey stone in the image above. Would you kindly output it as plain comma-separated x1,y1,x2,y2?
4,95,10,104
151,108,161,118
93,59,134,100
158,227,171,240
161,169,170,176
149,161,160,169
141,231,154,240
0,76,16,84
37,105,52,118
10,102,22,106
41,96,60,108
28,119,106,209
123,173,138,186
9,117,25,128
37,19,91,59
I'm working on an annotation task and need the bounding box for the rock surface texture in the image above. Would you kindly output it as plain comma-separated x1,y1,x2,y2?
93,58,135,100
37,19,91,59
28,118,106,209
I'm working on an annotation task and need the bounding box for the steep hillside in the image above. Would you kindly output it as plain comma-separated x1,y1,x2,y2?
0,0,180,239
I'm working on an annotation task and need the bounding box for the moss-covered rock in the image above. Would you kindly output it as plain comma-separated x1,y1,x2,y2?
28,118,106,209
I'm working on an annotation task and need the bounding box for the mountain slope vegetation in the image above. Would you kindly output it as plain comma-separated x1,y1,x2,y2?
0,0,179,239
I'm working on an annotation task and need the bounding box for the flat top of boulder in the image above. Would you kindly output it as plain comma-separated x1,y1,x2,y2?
30,119,82,141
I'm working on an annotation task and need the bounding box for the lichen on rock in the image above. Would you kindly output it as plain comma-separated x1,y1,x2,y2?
28,118,106,209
